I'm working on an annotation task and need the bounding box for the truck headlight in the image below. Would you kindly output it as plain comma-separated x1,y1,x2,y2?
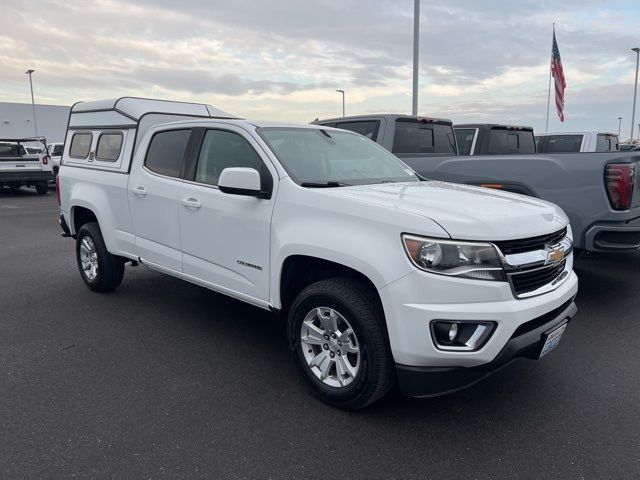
402,234,505,281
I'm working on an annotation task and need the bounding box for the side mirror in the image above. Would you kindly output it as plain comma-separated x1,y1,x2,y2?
218,167,267,198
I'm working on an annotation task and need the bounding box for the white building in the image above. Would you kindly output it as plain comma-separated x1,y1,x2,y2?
0,102,71,143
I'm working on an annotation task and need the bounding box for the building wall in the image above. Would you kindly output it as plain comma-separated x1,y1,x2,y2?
0,102,70,143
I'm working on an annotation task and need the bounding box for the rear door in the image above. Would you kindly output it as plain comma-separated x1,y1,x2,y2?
178,125,276,303
128,128,192,272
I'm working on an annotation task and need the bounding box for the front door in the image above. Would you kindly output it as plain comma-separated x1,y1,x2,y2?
178,126,275,303
128,128,191,272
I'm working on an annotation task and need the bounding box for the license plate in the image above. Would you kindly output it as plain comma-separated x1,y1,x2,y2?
539,322,568,358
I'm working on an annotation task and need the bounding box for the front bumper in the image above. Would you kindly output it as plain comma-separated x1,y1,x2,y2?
583,216,640,252
396,299,577,397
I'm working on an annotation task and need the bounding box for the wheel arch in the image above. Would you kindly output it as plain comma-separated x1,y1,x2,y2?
277,255,383,316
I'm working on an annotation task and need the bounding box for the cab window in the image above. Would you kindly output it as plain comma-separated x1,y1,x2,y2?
195,130,263,186
335,121,380,141
546,135,583,153
144,129,191,178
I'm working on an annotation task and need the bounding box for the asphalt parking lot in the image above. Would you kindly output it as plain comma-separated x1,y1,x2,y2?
1,189,639,479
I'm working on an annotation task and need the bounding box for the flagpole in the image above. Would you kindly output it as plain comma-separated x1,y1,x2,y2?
545,23,555,132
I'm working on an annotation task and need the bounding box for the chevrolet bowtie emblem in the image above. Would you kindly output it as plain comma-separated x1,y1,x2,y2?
546,246,564,264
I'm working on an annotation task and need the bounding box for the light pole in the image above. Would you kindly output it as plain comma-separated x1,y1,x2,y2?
618,116,622,136
412,0,420,116
25,69,38,137
336,89,345,117
630,48,640,141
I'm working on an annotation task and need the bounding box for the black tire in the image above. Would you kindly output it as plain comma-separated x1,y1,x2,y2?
287,277,395,410
35,182,48,195
75,222,125,292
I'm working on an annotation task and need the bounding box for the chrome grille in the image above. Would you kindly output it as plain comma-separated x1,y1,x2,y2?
508,260,567,296
494,228,567,255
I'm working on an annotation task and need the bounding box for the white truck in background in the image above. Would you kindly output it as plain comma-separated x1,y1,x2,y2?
0,137,53,194
535,132,619,153
58,98,578,409
47,142,65,180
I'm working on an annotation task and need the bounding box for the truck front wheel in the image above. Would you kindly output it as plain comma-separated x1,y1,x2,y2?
287,277,394,410
75,222,125,292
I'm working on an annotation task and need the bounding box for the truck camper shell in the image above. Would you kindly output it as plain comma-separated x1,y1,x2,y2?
63,97,238,173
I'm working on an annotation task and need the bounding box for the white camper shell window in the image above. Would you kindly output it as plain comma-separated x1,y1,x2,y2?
96,132,123,162
69,132,92,159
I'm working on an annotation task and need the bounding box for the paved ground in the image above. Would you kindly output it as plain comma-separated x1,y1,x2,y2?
1,189,639,479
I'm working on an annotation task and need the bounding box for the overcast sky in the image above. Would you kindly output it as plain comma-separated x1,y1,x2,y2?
1,0,639,136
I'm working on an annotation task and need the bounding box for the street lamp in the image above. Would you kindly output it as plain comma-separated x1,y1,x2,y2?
618,116,622,136
630,48,640,141
412,0,420,116
336,89,345,117
25,69,38,137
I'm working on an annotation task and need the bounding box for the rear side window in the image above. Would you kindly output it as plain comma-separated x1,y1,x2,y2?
487,130,535,154
596,134,619,152
454,129,476,155
546,135,583,153
0,143,21,157
335,121,380,141
69,132,92,158
96,132,123,161
145,129,191,178
195,129,262,186
392,119,456,154
51,145,64,156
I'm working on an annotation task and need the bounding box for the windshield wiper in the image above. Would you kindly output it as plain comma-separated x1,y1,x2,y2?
300,181,352,188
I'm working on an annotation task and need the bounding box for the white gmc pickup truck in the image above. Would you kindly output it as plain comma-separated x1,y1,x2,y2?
58,98,578,409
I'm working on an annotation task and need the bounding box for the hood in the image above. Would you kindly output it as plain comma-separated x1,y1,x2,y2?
325,181,568,241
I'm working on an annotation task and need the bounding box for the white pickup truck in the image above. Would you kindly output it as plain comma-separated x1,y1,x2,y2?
535,131,619,153
0,137,53,194
58,98,578,409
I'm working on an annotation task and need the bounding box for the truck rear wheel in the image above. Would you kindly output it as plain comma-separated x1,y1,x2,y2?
287,277,394,410
35,182,48,195
75,222,125,292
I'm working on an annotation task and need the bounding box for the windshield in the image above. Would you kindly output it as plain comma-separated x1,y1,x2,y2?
258,128,419,186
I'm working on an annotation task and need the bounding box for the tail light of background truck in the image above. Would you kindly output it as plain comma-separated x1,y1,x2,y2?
605,163,635,210
42,155,49,165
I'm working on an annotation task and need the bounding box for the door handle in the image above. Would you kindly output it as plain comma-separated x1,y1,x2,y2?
133,187,147,197
182,198,201,209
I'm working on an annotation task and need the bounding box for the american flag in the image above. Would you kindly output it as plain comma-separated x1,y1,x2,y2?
551,28,566,122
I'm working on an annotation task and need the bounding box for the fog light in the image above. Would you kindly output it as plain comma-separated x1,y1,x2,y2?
448,322,459,341
430,321,496,351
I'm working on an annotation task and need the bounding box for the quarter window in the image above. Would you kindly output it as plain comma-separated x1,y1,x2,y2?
145,129,191,178
195,130,263,186
96,132,123,161
69,132,92,158
454,129,476,155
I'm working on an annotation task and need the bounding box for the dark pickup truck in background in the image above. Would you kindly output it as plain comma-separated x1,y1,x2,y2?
313,115,640,253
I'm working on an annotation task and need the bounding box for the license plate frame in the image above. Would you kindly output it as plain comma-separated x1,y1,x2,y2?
539,321,568,358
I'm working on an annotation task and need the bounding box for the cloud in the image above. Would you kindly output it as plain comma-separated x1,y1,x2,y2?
0,0,639,132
